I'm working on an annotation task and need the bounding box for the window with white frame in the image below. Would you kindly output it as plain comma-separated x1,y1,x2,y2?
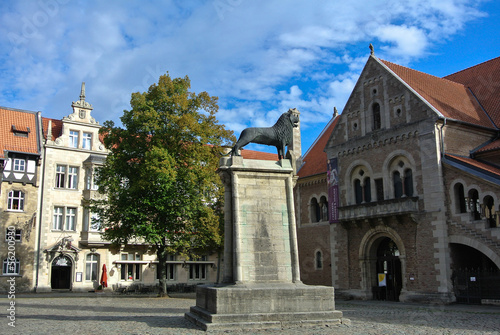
5,228,22,242
55,165,66,188
7,190,24,211
69,130,79,148
68,167,78,189
13,158,26,172
89,213,101,231
53,207,63,230
85,167,99,190
65,208,76,230
120,253,142,281
3,258,20,275
52,207,77,231
189,256,207,280
85,253,99,281
82,132,92,150
55,165,79,189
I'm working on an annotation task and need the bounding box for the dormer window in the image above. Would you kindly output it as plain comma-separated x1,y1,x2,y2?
12,125,30,138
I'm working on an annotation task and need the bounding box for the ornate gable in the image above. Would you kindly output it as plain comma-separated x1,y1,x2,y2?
63,82,98,125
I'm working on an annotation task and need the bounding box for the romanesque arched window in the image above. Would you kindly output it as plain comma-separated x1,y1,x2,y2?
403,169,413,196
454,183,467,213
364,177,372,202
468,189,480,220
393,171,403,198
483,196,496,228
354,179,363,204
352,166,372,204
319,196,328,221
310,197,320,223
389,157,414,199
372,103,381,130
315,250,323,269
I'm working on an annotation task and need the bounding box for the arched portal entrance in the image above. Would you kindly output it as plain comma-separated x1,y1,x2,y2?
360,228,405,302
51,255,73,290
450,243,500,304
375,237,402,301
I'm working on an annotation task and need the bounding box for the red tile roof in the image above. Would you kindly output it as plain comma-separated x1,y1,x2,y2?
444,56,500,128
42,117,63,140
240,148,279,161
445,153,500,179
475,138,500,154
379,59,495,129
297,116,339,178
0,107,40,158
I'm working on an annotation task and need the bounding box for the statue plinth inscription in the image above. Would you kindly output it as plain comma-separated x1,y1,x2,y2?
185,110,344,330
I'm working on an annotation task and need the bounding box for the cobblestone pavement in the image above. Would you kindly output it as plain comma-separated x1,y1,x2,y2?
2,292,500,334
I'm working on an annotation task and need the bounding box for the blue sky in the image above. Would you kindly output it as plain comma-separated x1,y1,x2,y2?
1,0,499,155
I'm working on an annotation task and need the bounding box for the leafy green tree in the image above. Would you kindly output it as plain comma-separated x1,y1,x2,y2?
89,74,235,296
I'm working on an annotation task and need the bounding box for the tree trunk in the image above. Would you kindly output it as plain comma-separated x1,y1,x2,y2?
156,245,168,297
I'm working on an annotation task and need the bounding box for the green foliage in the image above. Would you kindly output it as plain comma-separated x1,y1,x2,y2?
88,74,234,293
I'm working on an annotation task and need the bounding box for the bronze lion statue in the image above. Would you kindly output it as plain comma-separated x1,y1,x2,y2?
230,108,300,160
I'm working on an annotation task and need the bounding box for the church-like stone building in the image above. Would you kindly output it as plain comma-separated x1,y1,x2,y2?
296,50,500,303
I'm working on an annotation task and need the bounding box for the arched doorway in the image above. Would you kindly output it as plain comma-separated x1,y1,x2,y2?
450,243,500,304
51,255,73,290
375,237,402,301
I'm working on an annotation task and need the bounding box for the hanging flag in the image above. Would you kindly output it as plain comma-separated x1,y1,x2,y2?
328,158,339,223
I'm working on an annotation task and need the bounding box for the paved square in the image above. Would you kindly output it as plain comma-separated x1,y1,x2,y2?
3,293,500,334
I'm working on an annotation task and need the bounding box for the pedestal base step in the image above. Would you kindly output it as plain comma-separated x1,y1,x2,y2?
184,283,344,331
185,306,343,331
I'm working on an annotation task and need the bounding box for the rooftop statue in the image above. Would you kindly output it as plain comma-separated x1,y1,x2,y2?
230,108,300,160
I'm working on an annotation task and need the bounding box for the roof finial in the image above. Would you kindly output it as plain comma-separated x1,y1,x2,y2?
333,106,338,118
80,82,86,102
71,82,93,110
369,43,374,55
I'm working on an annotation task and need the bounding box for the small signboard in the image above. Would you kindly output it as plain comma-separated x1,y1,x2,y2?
378,273,387,287
76,272,82,282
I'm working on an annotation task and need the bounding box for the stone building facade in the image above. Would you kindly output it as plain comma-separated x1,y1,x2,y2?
34,84,221,292
0,107,43,292
1,85,225,292
320,51,500,303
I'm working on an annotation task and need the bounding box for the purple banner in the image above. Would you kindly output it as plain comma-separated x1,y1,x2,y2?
327,158,339,223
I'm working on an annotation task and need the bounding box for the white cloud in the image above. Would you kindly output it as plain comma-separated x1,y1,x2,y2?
0,0,489,152
375,25,429,57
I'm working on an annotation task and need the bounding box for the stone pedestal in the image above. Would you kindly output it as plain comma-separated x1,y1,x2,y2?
185,156,343,330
